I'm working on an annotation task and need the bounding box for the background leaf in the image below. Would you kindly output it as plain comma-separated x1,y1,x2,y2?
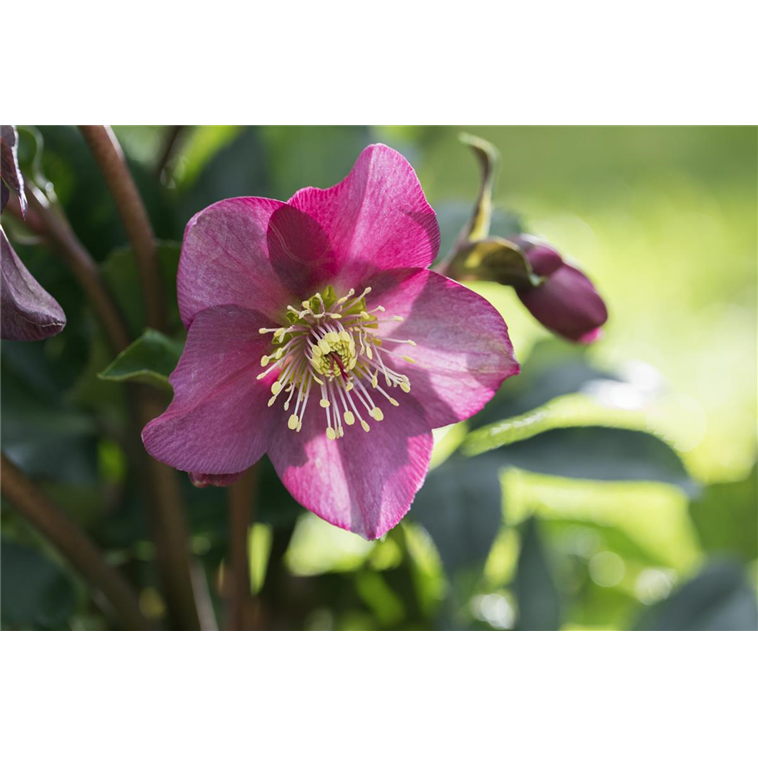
411,456,503,577
689,467,758,562
513,517,563,630
478,427,697,496
98,329,183,389
635,561,758,630
1,539,76,630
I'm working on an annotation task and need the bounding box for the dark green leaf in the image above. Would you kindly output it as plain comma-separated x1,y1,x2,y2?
411,456,503,577
98,328,183,389
635,561,758,631
262,125,372,200
36,126,178,260
1,357,98,484
469,338,616,431
689,467,758,562
100,241,182,337
514,517,563,630
476,427,697,496
179,127,270,225
1,539,76,629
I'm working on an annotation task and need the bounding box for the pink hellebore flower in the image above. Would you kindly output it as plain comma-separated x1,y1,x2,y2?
515,235,608,344
143,145,519,539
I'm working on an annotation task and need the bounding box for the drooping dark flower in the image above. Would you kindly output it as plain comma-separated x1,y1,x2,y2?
1,227,67,341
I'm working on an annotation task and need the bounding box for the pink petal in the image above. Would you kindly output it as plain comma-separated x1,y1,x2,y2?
266,203,337,300
267,391,434,540
142,305,273,474
178,197,295,328
367,268,520,427
288,144,440,286
1,227,66,341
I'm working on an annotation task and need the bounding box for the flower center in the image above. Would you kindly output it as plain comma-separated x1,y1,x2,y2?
256,286,415,440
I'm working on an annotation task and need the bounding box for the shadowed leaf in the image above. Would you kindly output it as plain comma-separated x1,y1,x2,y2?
1,539,76,629
514,517,562,630
635,561,758,631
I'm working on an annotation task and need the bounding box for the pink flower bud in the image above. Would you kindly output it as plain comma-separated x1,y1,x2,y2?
515,236,608,343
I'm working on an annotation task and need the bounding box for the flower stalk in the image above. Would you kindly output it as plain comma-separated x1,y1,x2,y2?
226,465,259,630
79,125,166,332
24,185,131,353
1,454,153,630
20,183,203,630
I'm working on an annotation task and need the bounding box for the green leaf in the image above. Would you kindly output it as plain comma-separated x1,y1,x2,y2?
36,126,178,261
411,456,503,577
100,241,182,337
262,125,373,201
635,561,758,631
514,517,563,630
1,356,98,484
689,467,758,562
469,338,617,431
1,539,76,630
447,236,541,287
179,127,269,226
98,328,183,389
473,427,697,496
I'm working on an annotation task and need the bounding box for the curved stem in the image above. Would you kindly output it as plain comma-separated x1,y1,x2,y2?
79,125,166,332
24,186,131,353
1,454,152,630
18,187,202,631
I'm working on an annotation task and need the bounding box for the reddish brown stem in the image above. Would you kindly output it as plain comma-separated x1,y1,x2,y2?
1,454,152,630
24,186,131,353
19,187,202,631
226,465,259,630
79,125,166,332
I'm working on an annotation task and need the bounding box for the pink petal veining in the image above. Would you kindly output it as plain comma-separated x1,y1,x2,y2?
142,305,274,474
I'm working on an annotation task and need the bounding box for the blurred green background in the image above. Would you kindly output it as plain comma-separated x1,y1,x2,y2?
2,125,756,630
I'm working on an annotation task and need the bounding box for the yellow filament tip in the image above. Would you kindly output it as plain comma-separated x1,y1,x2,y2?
287,414,299,430
343,411,355,426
